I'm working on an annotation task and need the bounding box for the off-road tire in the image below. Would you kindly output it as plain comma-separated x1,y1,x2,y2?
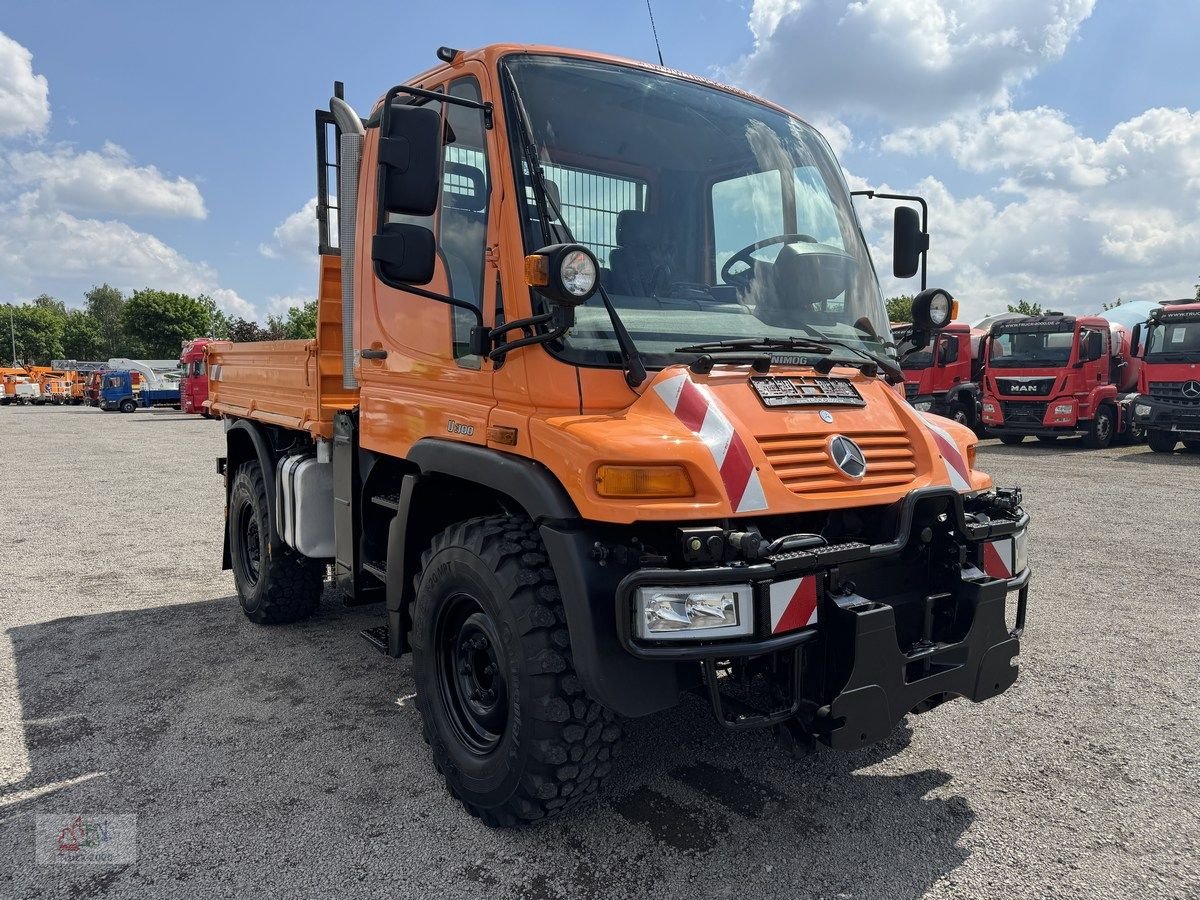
1082,405,1114,449
119,398,137,413
1182,440,1200,453
998,434,1025,446
411,515,623,827
1147,430,1177,454
228,460,323,624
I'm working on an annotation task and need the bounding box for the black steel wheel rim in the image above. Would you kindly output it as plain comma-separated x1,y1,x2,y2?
235,501,261,587
435,593,508,755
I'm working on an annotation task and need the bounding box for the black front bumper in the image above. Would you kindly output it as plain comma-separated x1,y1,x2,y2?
986,423,1084,438
1134,396,1200,435
602,487,1029,749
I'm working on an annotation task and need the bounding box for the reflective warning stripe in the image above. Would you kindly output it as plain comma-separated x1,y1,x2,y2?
923,417,972,492
769,576,818,634
654,373,767,512
982,539,1014,579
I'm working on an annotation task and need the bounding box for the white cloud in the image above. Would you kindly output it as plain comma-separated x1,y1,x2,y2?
260,197,322,260
0,31,49,137
731,0,1095,127
264,293,312,317
6,141,206,218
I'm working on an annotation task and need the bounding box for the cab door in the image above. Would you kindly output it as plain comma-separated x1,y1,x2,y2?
358,62,500,456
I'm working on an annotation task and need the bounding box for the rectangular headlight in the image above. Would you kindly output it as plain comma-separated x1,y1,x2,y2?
1053,403,1074,415
635,584,753,640
982,402,996,414
1135,404,1151,417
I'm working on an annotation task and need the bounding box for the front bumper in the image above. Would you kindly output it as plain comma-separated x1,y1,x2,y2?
1134,396,1200,435
610,487,1029,748
986,423,1084,439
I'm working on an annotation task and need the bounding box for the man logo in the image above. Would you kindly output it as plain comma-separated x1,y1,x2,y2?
1008,384,1040,393
828,435,867,480
1183,381,1200,400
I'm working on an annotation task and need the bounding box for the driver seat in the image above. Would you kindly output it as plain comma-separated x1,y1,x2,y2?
609,211,670,296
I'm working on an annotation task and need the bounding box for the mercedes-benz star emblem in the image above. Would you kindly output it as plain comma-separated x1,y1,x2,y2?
819,410,834,423
828,435,867,480
1183,380,1200,400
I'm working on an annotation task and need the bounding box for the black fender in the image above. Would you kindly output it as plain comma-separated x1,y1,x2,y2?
222,418,281,569
385,440,683,715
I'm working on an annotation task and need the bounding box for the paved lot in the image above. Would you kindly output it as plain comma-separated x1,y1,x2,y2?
1,405,1198,899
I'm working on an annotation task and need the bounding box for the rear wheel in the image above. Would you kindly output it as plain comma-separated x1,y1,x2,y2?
228,460,323,624
1082,406,1114,449
1147,430,1178,453
998,434,1025,446
1120,419,1146,445
411,515,622,827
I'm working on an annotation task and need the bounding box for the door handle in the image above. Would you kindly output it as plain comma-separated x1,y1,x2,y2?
360,348,388,360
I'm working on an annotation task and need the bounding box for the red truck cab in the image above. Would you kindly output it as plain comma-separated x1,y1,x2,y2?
898,321,979,427
1132,300,1200,453
179,338,212,416
980,313,1142,448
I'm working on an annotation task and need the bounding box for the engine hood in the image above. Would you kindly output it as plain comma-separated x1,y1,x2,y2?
529,365,989,525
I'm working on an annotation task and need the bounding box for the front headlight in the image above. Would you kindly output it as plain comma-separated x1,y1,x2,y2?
1135,404,1151,417
913,400,933,411
635,584,753,640
982,401,997,414
1053,403,1074,415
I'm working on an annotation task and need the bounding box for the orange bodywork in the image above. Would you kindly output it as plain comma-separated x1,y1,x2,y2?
209,44,988,524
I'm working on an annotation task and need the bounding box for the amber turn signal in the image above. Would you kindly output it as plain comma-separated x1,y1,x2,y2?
524,254,550,287
595,464,694,499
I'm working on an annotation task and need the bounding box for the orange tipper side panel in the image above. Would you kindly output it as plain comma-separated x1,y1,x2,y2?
526,365,991,525
207,255,357,438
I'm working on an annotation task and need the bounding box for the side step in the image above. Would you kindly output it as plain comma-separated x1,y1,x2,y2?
362,559,387,582
360,625,389,654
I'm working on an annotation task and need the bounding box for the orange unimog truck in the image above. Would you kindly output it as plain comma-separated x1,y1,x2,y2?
209,45,1032,826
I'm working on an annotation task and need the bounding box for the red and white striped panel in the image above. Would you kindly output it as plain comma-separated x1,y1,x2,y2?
654,373,767,513
769,576,818,634
923,417,972,492
982,538,1014,580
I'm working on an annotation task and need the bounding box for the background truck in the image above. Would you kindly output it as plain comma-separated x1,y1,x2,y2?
180,338,216,416
99,360,181,410
897,321,980,427
208,44,1030,826
1132,299,1200,453
980,313,1143,447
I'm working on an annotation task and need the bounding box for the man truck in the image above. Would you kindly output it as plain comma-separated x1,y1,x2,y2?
207,44,1031,826
180,338,215,416
980,313,1142,447
1132,300,1200,453
897,321,979,427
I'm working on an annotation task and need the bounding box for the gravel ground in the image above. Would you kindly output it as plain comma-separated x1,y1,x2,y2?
1,405,1197,899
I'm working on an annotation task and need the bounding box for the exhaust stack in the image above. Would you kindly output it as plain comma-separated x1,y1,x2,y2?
330,94,365,390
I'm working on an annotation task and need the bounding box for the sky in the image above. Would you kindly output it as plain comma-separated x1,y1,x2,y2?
1,0,1198,321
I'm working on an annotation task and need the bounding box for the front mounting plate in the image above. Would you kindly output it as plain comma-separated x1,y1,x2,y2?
750,376,865,408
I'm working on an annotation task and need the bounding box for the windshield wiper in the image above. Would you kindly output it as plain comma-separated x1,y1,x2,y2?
674,337,834,355
502,64,647,388
812,338,905,384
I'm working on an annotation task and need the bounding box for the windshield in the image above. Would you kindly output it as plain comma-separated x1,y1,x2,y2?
1146,317,1200,360
503,54,892,369
989,326,1076,368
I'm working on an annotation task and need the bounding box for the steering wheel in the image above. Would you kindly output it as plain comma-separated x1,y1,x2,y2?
721,233,819,286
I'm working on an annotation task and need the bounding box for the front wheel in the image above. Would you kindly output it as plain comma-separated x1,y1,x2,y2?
1147,430,1178,453
947,400,973,428
411,516,622,827
119,399,137,413
1082,406,1114,449
999,434,1025,446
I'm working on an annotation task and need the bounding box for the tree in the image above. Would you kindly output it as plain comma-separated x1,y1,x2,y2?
61,309,103,361
85,283,126,358
121,289,213,358
885,294,914,323
1007,299,1043,315
199,294,231,340
2,303,66,364
1102,298,1123,311
32,293,66,316
228,317,268,342
266,300,318,340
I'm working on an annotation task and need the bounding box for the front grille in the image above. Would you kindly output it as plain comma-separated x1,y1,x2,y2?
995,377,1055,397
759,430,917,495
1149,381,1200,406
1000,401,1048,425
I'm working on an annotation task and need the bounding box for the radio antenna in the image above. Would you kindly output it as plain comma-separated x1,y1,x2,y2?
645,0,665,66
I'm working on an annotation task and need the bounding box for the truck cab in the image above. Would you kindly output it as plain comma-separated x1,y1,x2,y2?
180,338,213,416
897,321,978,426
980,313,1142,448
1132,300,1200,453
98,371,140,412
207,44,1031,826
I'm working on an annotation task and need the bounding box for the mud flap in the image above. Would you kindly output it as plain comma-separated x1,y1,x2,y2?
822,579,1018,751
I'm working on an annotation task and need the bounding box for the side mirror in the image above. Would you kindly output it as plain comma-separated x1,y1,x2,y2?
938,335,959,365
1085,330,1104,361
911,287,957,331
893,206,927,279
1130,323,1143,357
373,104,442,285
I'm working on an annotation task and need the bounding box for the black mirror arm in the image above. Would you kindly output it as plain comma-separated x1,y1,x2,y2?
852,190,929,289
